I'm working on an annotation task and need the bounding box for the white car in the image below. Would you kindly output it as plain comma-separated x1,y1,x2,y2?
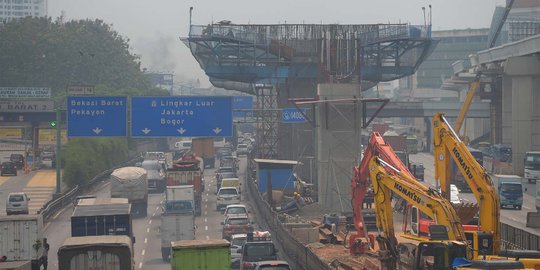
6,192,29,215
216,187,240,210
450,184,461,204
224,204,249,220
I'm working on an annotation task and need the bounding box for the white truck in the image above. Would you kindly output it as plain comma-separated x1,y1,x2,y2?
161,204,195,261
524,151,540,183
166,185,195,203
110,166,148,217
0,215,46,270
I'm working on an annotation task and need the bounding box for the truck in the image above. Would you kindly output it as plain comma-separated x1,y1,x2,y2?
167,154,203,216
524,151,540,183
192,137,216,168
57,235,134,270
382,131,406,152
141,159,166,193
166,185,195,203
110,166,148,217
170,239,230,270
161,200,195,261
405,134,418,154
492,174,524,210
71,198,135,245
0,215,45,270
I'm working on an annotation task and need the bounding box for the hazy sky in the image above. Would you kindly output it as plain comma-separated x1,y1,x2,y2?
48,0,506,86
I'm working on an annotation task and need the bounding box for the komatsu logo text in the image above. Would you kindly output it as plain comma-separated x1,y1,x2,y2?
452,147,473,180
394,183,423,205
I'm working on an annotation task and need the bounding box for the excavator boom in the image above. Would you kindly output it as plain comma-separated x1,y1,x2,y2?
433,112,501,253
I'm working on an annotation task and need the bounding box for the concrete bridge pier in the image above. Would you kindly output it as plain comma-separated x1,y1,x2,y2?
503,56,540,174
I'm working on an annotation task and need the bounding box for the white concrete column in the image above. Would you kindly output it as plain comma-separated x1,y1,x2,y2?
501,75,513,146
504,56,540,173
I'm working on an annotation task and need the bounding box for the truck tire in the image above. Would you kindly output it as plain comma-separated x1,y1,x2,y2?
517,205,522,210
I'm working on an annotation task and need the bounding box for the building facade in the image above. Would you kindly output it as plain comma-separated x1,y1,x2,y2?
0,0,46,23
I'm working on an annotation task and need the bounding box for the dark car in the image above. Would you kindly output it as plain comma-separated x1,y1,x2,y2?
1,161,17,176
9,154,24,169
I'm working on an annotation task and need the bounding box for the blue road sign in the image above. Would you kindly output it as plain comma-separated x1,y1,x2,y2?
232,96,253,118
281,108,308,123
131,96,233,137
67,96,127,137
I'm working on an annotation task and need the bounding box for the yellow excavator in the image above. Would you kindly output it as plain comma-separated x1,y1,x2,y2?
367,156,531,270
433,112,540,267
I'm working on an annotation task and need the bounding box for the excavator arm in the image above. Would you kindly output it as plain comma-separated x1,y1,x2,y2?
454,75,481,136
369,157,467,244
433,112,501,253
352,132,416,242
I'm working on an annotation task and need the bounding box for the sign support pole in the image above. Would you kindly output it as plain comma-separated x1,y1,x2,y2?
55,108,62,194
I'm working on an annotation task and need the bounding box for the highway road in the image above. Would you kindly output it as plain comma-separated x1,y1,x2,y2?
409,152,540,235
43,156,268,270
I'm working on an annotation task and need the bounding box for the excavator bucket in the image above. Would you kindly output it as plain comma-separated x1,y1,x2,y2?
453,202,479,224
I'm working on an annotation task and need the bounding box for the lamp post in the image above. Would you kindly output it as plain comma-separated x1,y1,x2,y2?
189,7,193,36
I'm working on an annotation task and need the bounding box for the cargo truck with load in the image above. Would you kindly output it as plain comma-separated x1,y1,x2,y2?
0,215,46,270
166,154,203,216
171,239,230,270
71,198,135,245
141,159,166,193
57,235,134,270
192,137,216,168
110,166,148,217
492,174,524,210
161,199,195,261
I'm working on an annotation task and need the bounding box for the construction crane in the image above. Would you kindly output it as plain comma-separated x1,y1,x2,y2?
453,73,482,139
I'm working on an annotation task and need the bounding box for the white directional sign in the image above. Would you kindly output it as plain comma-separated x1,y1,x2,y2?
0,87,51,98
67,85,95,96
0,100,54,112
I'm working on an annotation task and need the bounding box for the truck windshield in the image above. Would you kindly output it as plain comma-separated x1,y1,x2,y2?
501,184,522,193
232,237,246,247
525,153,540,167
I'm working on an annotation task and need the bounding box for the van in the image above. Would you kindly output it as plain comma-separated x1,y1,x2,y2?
221,178,241,193
6,192,29,215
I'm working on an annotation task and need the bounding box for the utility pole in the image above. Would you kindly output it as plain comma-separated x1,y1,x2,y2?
55,108,61,195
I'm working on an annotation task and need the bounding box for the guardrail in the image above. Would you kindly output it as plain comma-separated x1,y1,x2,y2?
38,155,144,223
500,222,540,251
245,158,330,270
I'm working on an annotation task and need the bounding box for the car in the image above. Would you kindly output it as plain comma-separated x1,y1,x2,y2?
216,187,241,210
217,172,237,189
221,214,253,240
224,204,249,220
237,144,249,155
230,234,248,268
9,154,24,169
6,192,29,215
1,161,17,176
450,184,461,204
253,260,291,270
240,241,278,270
217,147,233,159
220,155,239,169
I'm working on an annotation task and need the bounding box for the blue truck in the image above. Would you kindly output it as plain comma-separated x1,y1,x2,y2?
492,174,524,210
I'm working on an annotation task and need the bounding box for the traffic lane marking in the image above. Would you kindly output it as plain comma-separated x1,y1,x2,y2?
26,170,57,187
0,176,11,186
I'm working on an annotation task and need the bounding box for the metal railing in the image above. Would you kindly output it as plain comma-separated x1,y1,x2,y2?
245,158,330,270
38,155,143,223
500,222,540,251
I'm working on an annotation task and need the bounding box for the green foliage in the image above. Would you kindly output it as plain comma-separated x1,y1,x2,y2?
0,17,170,189
0,17,150,94
63,138,128,188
